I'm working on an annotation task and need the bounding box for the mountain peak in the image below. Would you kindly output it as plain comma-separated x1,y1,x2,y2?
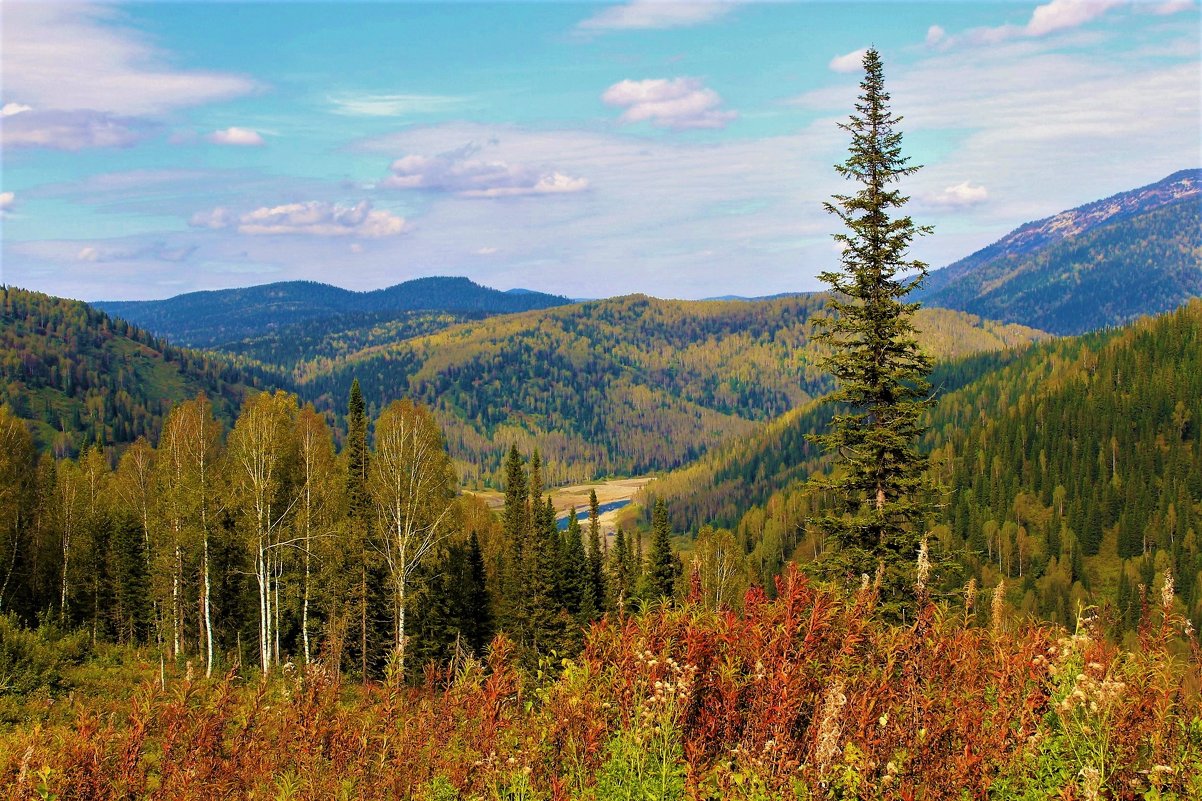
919,169,1202,335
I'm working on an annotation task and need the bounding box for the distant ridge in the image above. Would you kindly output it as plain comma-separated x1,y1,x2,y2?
95,276,572,348
703,292,812,302
918,169,1202,334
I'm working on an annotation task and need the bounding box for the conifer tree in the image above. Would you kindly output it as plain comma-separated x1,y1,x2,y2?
646,498,680,602
585,489,606,614
499,446,528,636
562,511,588,619
811,47,933,606
345,378,377,678
464,530,493,653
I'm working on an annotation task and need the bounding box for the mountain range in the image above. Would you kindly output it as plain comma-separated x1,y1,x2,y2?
917,169,1201,334
94,276,572,349
290,297,1041,484
4,170,1199,480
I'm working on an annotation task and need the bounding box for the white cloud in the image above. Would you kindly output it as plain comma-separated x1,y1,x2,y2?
328,93,465,117
1,110,147,150
828,48,869,73
933,0,1130,48
0,192,14,214
602,77,737,129
77,247,99,262
381,147,590,197
206,127,265,146
578,1,736,30
1,103,32,117
1,3,256,146
189,207,236,230
475,247,499,256
1025,0,1123,36
927,181,990,208
191,200,407,238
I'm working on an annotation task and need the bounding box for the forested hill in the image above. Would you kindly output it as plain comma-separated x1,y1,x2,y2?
643,342,1026,531
295,296,1044,485
652,300,1202,631
0,286,271,454
94,276,571,348
918,169,1201,334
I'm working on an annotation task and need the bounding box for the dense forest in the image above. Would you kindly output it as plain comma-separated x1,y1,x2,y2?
0,380,688,685
212,308,485,369
0,287,273,456
294,297,1042,485
3,285,1041,488
647,300,1202,634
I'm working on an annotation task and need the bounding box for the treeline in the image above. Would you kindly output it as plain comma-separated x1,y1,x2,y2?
651,300,1202,633
0,286,276,456
0,382,688,680
294,295,1041,485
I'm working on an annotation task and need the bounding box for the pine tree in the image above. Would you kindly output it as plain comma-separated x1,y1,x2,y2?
464,530,493,654
562,511,588,619
810,47,933,607
345,378,378,679
586,489,606,613
646,499,680,602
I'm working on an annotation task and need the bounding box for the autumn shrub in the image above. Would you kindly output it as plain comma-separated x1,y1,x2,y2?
2,569,1199,800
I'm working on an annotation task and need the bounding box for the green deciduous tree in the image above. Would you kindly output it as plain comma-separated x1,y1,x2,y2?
369,399,457,675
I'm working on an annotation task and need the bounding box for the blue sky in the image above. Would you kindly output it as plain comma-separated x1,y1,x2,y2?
1,1,1198,301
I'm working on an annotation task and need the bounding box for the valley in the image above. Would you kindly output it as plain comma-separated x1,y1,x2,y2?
4,4,1201,797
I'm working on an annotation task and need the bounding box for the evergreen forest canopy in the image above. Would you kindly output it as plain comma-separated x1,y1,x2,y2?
647,300,1202,634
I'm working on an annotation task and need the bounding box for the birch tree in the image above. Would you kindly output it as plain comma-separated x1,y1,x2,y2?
369,399,456,675
55,459,86,622
228,390,297,673
0,406,35,612
294,404,336,665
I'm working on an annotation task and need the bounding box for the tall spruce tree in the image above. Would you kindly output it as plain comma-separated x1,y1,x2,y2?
585,489,606,614
646,499,680,602
345,378,381,679
811,47,933,606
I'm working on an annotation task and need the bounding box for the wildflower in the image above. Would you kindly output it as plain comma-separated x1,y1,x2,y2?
964,578,977,615
915,537,931,592
1080,766,1102,801
1161,571,1175,610
815,680,847,776
991,581,1006,635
